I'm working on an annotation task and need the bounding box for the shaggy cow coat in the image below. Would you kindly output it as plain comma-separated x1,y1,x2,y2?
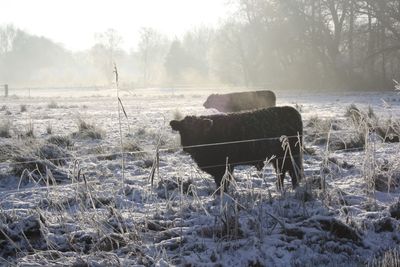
170,106,303,190
203,90,276,113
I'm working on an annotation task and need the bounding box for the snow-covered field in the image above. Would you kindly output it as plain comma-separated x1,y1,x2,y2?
1,87,400,266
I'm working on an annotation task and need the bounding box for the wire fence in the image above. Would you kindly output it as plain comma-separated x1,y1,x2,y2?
0,134,301,166
0,133,373,196
0,132,395,199
0,128,395,169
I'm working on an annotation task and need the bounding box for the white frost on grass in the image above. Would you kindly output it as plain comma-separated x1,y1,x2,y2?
0,88,400,266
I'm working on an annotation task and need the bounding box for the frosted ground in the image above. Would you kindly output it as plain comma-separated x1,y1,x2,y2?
1,87,400,266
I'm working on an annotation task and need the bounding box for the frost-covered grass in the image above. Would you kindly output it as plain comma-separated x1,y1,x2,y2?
47,100,59,109
0,120,11,138
20,104,27,113
1,88,400,266
72,118,104,139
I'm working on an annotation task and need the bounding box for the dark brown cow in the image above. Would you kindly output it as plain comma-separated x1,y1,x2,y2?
170,106,303,190
203,90,276,113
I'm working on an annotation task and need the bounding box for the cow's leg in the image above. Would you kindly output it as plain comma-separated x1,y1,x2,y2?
210,166,233,193
277,172,286,190
273,159,286,190
212,168,225,188
221,165,234,192
289,155,303,188
288,169,299,188
255,161,264,171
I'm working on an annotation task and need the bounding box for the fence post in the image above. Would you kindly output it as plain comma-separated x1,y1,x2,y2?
4,84,8,97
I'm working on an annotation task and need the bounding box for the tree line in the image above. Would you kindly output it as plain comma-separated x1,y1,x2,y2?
1,0,400,90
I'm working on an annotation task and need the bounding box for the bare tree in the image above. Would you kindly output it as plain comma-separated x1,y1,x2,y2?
93,28,123,83
0,24,17,55
137,28,169,86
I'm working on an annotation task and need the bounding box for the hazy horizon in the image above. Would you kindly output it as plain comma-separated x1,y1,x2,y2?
1,0,233,52
1,0,399,90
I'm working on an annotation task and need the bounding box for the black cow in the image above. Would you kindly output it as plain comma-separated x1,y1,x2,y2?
170,106,303,190
203,90,276,113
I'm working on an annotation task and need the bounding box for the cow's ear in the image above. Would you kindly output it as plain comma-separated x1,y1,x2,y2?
170,120,181,131
202,119,213,131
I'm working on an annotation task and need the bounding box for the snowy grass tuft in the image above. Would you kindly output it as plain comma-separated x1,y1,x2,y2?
72,118,104,139
46,122,52,134
47,135,73,148
47,100,59,109
20,104,27,113
0,120,11,138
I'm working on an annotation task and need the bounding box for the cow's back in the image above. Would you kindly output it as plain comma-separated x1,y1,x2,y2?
206,106,301,141
204,90,276,112
187,106,302,167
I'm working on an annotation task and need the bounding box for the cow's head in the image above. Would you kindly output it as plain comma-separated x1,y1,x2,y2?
203,94,232,112
170,116,214,145
170,120,182,131
203,94,218,109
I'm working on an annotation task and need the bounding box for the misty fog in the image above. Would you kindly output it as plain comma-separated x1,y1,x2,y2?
1,0,400,91
3,1,400,266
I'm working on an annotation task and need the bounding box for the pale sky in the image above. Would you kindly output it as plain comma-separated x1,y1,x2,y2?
1,0,233,51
